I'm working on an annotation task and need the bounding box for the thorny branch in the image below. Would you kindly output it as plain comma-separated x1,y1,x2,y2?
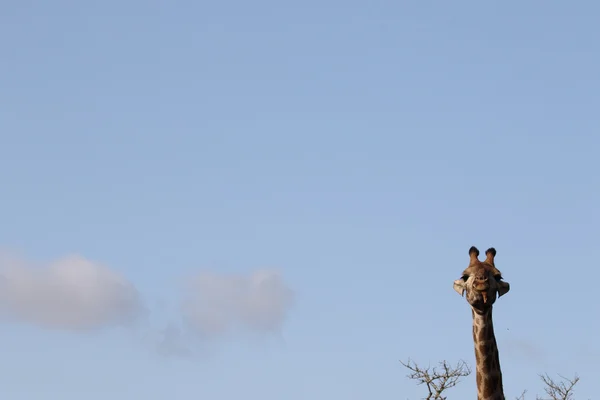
516,390,528,400
400,359,471,400
402,358,581,400
536,374,580,400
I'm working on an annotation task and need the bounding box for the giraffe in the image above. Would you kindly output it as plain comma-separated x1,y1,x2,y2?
453,246,510,400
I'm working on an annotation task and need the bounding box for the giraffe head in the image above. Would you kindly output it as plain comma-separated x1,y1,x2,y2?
453,246,510,313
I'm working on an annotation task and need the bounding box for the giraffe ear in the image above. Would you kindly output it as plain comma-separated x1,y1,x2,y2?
497,281,510,297
453,279,466,296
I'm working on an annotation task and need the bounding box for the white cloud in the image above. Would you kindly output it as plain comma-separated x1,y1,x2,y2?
0,251,294,357
181,269,294,339
0,253,143,330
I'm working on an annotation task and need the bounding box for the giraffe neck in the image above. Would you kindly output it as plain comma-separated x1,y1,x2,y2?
471,308,505,400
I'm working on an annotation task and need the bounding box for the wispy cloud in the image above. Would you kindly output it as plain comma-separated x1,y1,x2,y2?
156,323,195,358
181,269,294,340
0,251,295,358
0,253,143,330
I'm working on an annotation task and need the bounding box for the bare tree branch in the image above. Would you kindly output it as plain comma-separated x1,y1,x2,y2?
400,359,471,400
400,357,581,400
516,389,527,400
536,373,580,400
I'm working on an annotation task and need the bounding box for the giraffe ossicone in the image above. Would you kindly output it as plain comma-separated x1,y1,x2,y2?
453,246,510,400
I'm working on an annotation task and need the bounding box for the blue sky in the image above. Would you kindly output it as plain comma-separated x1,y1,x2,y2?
1,1,599,399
